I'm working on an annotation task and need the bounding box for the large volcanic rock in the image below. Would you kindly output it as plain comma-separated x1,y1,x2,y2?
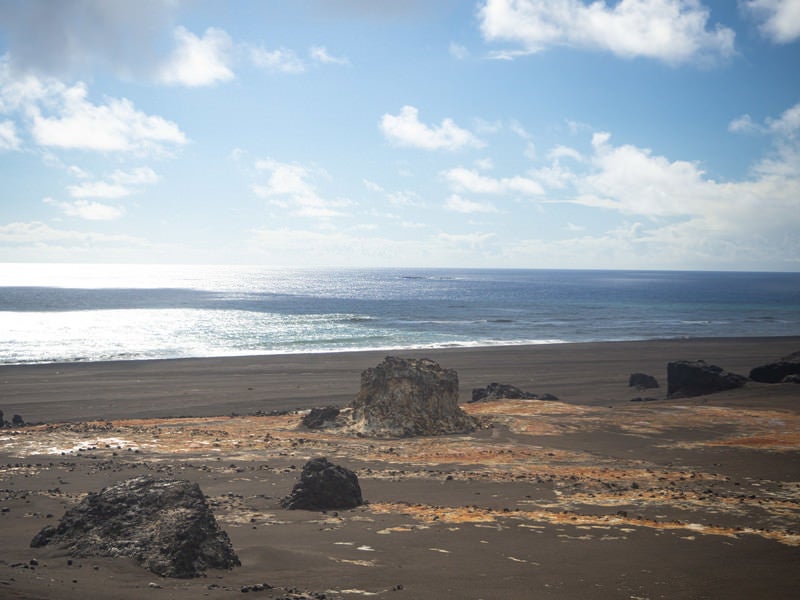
667,360,747,398
749,351,800,383
350,356,476,437
30,475,240,578
281,457,363,510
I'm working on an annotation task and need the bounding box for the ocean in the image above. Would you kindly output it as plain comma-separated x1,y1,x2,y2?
1,264,799,365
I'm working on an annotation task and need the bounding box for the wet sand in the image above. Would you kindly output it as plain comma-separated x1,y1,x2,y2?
1,337,799,599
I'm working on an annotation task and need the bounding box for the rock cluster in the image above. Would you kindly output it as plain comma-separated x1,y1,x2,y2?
281,457,363,511
349,356,476,437
30,475,240,578
667,360,747,398
749,351,800,383
470,382,557,402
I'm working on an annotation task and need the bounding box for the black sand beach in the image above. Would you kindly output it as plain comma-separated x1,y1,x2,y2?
1,338,799,599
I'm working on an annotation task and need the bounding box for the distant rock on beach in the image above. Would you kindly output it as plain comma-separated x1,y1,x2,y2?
628,372,659,390
281,457,363,511
667,360,747,398
470,382,558,402
749,351,800,383
30,475,240,578
350,356,476,437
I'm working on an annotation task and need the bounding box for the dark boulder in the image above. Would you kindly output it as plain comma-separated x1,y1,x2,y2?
667,360,747,398
350,356,476,437
11,414,23,427
281,457,363,511
749,351,800,383
30,475,239,578
628,373,659,390
302,406,341,429
470,383,539,403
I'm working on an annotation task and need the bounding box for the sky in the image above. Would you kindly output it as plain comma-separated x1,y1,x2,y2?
0,0,799,271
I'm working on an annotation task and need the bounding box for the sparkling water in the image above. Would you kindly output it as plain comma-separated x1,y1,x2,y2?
1,263,799,364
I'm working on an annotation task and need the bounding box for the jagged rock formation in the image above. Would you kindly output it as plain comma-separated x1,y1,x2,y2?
470,382,558,402
629,372,659,390
281,457,363,510
749,351,800,383
301,406,341,429
349,356,476,437
30,475,239,578
667,360,747,398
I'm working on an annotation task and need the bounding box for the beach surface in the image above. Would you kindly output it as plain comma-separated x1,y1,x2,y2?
1,337,799,599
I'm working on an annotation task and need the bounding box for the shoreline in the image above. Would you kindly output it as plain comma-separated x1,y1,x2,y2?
2,336,799,424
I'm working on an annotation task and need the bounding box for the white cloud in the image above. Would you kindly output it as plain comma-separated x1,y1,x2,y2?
445,194,499,213
158,27,234,87
0,119,20,149
478,0,736,65
363,179,384,192
253,158,351,218
729,101,800,137
0,221,139,245
43,197,126,220
0,67,188,153
65,167,159,200
449,42,470,59
380,105,484,151
67,182,131,199
443,166,544,195
309,45,350,66
249,46,306,73
111,166,160,186
743,0,800,43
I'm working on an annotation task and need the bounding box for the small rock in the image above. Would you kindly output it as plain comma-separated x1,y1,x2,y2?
281,457,363,511
629,372,659,390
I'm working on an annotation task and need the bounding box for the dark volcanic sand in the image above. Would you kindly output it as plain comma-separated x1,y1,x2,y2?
1,338,799,599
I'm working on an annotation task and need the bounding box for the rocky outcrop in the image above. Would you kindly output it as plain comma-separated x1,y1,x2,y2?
30,475,239,578
667,360,747,398
470,382,558,402
281,457,363,511
301,406,341,429
628,372,659,390
349,356,476,437
749,351,800,383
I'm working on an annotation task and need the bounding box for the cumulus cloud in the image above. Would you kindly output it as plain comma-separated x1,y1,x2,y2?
533,109,800,269
43,197,126,221
442,166,544,195
0,60,187,154
729,101,800,137
742,0,800,43
380,106,485,151
158,27,235,86
478,0,736,65
252,158,351,218
444,194,499,213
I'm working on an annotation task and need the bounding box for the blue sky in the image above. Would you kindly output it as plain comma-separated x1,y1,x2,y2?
0,0,799,270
